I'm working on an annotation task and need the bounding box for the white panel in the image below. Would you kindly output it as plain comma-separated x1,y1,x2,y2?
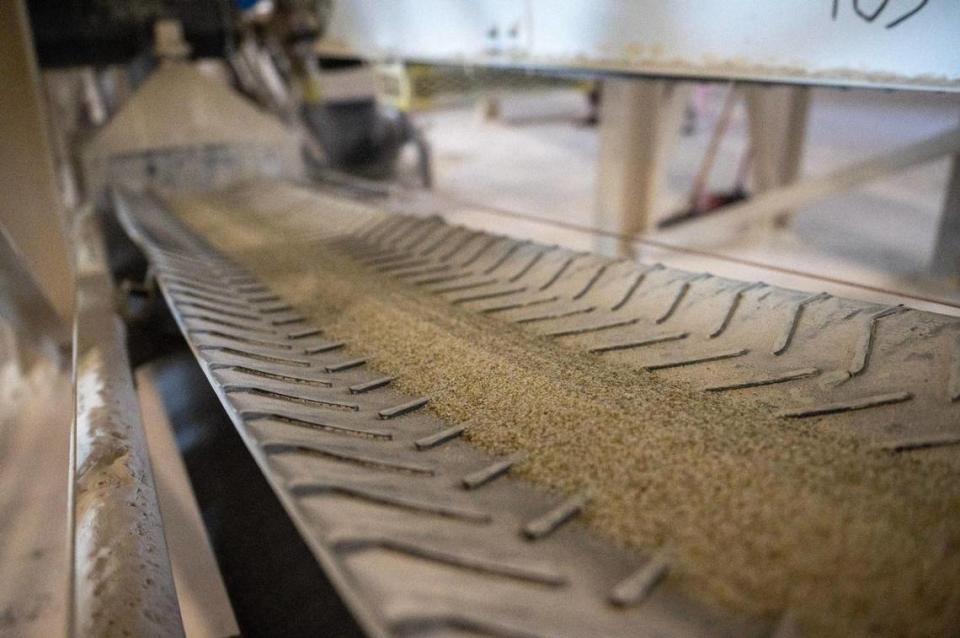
318,0,960,92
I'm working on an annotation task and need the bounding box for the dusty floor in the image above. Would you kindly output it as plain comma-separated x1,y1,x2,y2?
177,191,960,638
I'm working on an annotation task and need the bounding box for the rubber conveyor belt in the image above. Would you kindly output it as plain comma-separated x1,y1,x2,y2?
113,182,960,637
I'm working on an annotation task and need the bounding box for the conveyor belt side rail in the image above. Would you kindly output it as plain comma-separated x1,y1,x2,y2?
69,211,184,638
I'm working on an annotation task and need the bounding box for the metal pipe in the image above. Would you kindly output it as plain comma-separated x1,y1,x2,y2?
69,210,184,638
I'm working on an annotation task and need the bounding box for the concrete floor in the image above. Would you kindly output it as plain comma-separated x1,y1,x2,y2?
409,84,960,315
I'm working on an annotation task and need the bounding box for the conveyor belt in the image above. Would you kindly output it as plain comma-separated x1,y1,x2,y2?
113,183,960,637
336,215,960,448
177,182,960,448
114,191,772,637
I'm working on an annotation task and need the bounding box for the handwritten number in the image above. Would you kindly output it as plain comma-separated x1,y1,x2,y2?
885,0,928,28
831,0,929,28
854,0,890,21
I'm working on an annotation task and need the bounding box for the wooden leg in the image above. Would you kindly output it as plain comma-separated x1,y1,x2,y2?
595,78,689,257
475,95,501,122
745,85,810,227
931,154,960,278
